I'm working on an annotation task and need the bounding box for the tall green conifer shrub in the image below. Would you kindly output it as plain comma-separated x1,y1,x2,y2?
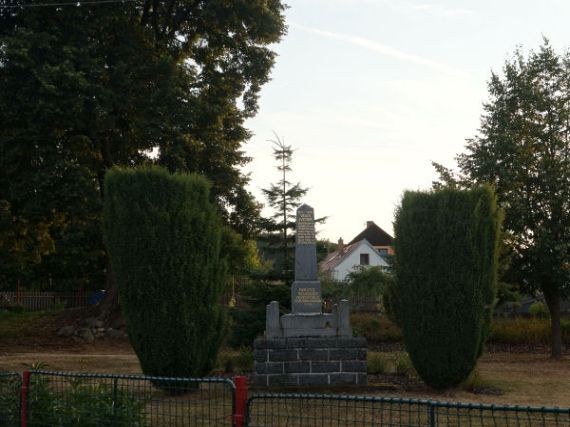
393,185,501,389
104,167,226,380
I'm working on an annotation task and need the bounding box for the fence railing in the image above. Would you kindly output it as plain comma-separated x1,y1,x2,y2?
2,371,569,426
0,291,101,311
246,393,570,426
13,371,244,427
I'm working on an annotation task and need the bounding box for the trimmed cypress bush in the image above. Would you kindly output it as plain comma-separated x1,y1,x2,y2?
393,185,501,389
104,167,226,380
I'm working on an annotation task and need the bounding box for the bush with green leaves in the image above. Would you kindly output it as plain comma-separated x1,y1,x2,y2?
320,272,347,301
489,317,570,345
228,280,290,348
529,301,550,318
321,267,394,305
104,167,226,379
382,277,401,327
38,380,144,427
346,266,393,299
0,374,20,426
393,185,501,389
8,374,146,427
393,353,418,379
351,313,403,343
367,353,389,375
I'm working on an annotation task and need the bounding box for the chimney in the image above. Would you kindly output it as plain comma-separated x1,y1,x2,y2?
337,238,344,252
366,221,374,228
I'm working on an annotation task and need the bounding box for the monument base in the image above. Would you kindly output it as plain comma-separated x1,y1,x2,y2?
280,313,337,337
252,337,368,387
265,300,353,338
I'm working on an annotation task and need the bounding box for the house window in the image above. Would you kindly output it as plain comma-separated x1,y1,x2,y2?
378,248,388,257
360,253,369,265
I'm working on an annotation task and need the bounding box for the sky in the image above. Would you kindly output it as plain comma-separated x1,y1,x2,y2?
242,0,570,243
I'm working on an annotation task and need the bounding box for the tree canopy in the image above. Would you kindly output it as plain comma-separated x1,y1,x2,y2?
434,40,570,358
0,0,287,291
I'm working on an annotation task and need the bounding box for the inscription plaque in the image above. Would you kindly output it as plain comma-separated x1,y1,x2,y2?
296,210,316,245
295,287,321,304
292,204,321,313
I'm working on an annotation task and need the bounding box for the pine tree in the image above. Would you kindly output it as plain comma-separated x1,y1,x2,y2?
260,134,309,282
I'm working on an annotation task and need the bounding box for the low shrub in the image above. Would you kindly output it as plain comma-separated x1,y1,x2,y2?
0,374,20,426
489,317,570,345
460,368,503,394
228,281,290,348
367,353,389,374
21,376,147,426
321,276,348,301
393,353,417,379
346,266,393,299
351,313,403,343
216,347,254,373
529,301,550,319
7,304,24,314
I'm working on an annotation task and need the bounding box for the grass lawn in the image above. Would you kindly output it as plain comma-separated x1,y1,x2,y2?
366,352,570,408
2,349,568,408
0,310,59,339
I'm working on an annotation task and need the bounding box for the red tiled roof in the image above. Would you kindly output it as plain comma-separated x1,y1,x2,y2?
320,240,362,272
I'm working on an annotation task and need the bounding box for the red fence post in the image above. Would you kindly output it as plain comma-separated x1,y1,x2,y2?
20,370,30,427
233,376,248,427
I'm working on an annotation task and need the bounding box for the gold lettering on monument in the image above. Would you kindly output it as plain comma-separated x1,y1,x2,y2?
295,287,321,305
296,210,315,245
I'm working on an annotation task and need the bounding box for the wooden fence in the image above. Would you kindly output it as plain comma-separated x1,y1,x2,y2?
0,291,101,311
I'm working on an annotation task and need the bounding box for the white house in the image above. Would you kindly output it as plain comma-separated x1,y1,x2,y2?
319,238,389,282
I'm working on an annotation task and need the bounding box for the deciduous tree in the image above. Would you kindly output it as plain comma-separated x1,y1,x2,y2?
434,40,570,358
0,1,286,305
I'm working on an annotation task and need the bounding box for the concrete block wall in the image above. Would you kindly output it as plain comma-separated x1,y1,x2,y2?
252,337,367,387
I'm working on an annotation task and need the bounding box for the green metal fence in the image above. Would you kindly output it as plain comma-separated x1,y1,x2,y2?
0,372,21,427
3,371,570,426
25,370,236,426
245,393,570,426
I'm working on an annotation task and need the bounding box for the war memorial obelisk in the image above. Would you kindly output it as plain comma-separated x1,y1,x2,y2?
253,204,367,387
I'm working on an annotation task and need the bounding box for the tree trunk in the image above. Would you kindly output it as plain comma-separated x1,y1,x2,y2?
97,142,121,325
543,288,562,359
98,259,121,324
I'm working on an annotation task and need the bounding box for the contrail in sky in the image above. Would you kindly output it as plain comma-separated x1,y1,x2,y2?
292,23,467,77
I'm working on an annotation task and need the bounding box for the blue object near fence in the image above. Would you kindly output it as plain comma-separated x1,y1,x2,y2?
88,290,106,306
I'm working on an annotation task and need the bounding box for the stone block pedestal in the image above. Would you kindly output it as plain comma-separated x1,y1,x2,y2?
252,337,367,387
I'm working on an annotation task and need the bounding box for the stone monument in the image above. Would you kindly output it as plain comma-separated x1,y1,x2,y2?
253,204,367,387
